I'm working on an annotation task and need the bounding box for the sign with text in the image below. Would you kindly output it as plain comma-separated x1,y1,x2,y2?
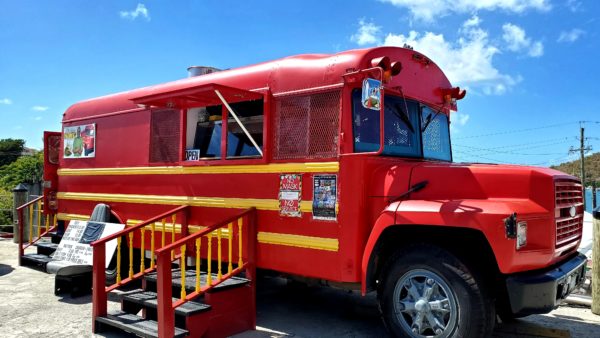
185,149,200,161
63,123,96,158
279,174,302,217
52,220,125,267
312,175,337,221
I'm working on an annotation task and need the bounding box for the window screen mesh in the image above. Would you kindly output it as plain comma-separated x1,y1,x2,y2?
273,91,340,160
150,109,181,163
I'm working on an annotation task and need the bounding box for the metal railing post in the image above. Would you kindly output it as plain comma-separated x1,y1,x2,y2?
156,253,174,338
92,243,107,332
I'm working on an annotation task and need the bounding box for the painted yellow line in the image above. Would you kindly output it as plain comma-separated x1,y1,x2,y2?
58,162,339,176
258,232,339,252
57,214,338,252
56,191,329,212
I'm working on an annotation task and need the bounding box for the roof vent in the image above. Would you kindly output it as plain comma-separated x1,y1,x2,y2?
187,66,221,78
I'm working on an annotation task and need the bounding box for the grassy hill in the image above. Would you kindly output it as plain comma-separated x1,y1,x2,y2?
550,152,600,184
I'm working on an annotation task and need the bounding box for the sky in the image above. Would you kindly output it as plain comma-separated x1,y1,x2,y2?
0,0,599,167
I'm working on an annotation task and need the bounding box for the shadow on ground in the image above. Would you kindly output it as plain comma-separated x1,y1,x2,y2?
0,263,14,277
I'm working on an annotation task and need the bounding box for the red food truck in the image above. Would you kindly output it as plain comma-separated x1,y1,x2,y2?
23,46,586,337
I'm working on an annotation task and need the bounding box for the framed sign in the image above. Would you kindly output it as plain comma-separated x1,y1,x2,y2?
63,123,96,158
312,175,337,221
279,174,302,217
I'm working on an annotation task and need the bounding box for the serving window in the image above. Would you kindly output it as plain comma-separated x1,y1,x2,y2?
185,98,264,161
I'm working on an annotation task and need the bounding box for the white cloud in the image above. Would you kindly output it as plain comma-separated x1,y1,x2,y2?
384,16,519,95
566,0,582,12
33,116,42,121
450,111,470,133
351,19,381,46
501,23,544,57
31,105,49,111
119,3,150,21
0,98,12,105
380,0,551,22
557,29,585,43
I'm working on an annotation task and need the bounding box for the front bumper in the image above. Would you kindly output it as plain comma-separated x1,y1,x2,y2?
505,253,586,316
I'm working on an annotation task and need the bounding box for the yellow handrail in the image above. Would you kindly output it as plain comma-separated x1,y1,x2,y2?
207,232,212,286
217,228,222,280
227,222,233,274
36,200,41,238
161,218,166,248
28,204,33,243
195,238,201,292
116,237,122,283
238,218,243,267
45,214,50,233
171,214,176,260
180,245,186,300
140,228,145,272
128,232,134,278
150,222,156,269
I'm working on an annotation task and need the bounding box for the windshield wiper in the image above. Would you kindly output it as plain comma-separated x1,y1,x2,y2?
386,102,415,133
421,108,442,133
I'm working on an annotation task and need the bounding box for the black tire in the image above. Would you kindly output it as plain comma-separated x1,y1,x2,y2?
379,244,495,338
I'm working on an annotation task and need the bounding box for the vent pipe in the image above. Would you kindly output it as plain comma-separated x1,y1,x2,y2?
187,66,221,78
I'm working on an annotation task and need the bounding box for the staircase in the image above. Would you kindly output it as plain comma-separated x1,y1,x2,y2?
92,206,257,338
17,195,60,271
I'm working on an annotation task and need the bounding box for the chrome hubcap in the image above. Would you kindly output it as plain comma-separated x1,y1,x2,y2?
393,269,458,337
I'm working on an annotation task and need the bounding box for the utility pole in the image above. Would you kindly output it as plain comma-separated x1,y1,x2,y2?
569,124,593,208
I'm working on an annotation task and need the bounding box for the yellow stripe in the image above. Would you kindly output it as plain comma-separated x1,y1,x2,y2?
57,213,338,252
58,161,339,176
57,191,329,212
258,232,339,252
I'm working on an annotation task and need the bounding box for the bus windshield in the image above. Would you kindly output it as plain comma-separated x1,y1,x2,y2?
352,90,451,161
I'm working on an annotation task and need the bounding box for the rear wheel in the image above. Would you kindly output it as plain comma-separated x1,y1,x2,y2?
379,245,495,338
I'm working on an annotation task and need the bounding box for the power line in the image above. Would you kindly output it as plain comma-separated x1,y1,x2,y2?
454,122,579,139
453,144,566,156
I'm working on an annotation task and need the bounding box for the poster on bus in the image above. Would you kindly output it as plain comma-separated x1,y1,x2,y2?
63,123,96,158
312,175,337,221
52,220,125,267
279,174,302,217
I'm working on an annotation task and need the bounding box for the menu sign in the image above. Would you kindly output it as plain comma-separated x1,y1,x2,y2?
279,174,302,217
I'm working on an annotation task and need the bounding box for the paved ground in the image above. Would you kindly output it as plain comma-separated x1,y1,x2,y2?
1,238,599,338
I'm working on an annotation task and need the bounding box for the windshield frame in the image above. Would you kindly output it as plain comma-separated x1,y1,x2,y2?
351,89,453,162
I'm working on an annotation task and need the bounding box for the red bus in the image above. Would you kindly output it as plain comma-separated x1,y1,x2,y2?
24,46,586,337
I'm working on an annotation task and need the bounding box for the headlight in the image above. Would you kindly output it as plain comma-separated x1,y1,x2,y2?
516,221,527,250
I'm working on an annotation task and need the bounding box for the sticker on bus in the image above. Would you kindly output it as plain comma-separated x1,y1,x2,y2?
279,174,302,217
185,149,201,161
313,175,337,221
63,123,96,158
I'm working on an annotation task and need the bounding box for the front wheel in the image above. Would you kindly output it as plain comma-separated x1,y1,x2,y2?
379,245,495,337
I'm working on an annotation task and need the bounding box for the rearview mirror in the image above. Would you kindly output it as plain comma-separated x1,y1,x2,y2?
362,78,381,111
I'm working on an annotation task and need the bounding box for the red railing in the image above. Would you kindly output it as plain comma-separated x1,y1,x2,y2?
154,207,257,338
91,205,190,331
17,195,58,264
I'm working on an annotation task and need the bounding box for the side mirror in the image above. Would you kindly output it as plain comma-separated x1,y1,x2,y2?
361,78,382,111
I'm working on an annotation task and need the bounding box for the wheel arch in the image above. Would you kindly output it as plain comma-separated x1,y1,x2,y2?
361,223,501,295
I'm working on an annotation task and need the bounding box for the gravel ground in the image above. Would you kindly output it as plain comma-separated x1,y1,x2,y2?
1,238,599,338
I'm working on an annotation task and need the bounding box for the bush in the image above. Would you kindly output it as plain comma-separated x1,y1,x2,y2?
0,187,12,226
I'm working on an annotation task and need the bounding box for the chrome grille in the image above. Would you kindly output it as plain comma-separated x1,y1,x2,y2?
554,179,584,248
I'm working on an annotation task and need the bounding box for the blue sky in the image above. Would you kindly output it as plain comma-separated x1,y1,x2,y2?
0,0,598,167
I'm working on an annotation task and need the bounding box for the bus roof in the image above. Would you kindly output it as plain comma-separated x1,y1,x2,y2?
63,46,453,122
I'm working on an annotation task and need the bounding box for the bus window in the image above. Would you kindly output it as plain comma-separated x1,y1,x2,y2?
150,109,181,163
187,105,222,159
226,99,263,158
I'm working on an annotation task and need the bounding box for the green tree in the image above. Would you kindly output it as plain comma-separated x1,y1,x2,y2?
0,138,25,167
0,151,44,191
0,187,12,225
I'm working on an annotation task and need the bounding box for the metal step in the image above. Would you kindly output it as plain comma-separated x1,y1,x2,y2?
96,311,188,338
48,231,62,244
144,269,250,293
121,289,211,316
35,241,58,256
20,253,52,272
